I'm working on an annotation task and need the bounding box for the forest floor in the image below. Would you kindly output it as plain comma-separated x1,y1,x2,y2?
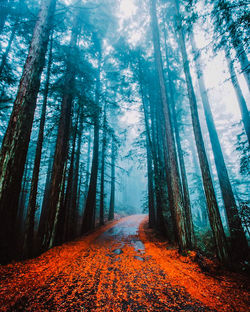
0,214,249,312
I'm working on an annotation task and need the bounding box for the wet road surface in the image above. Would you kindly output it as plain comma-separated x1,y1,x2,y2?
0,215,215,311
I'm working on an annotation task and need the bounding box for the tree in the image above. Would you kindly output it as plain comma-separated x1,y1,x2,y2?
190,31,248,261
150,0,188,251
81,34,102,233
108,136,116,221
0,0,57,263
42,9,81,249
99,100,107,226
173,0,230,264
23,34,54,258
211,0,250,89
224,44,250,145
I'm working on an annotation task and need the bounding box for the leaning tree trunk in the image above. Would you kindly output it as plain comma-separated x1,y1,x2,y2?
174,0,230,265
0,0,56,264
191,32,248,260
42,11,81,250
23,35,53,258
150,0,187,251
108,138,115,221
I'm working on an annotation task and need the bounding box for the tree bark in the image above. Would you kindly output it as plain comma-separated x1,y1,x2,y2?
38,149,53,239
146,135,156,228
0,0,56,263
191,32,248,260
148,75,173,238
81,37,101,233
174,0,230,264
108,138,115,221
54,105,79,245
84,134,92,201
163,25,194,248
99,102,107,226
188,136,209,228
137,58,156,227
23,35,53,258
42,11,80,249
69,101,84,239
150,0,187,251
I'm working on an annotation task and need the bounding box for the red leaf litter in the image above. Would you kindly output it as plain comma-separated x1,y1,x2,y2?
0,215,249,311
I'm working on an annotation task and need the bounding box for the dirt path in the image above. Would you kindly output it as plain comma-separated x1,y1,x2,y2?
0,215,248,311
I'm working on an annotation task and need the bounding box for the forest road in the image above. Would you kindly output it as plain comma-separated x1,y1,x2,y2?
0,214,235,311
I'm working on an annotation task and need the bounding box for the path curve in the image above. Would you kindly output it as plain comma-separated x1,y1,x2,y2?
0,215,241,311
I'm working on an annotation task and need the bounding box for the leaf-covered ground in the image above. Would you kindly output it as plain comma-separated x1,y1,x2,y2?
0,215,249,311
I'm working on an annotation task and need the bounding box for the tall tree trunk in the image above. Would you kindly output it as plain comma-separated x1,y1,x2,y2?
150,0,187,251
190,32,248,260
146,135,156,228
23,35,53,258
84,134,92,201
224,46,250,145
174,0,230,264
0,0,56,263
108,138,115,221
81,38,101,233
69,101,84,239
16,161,29,239
163,25,194,248
53,107,78,245
148,83,172,237
64,104,80,242
157,101,176,241
42,11,81,249
137,58,156,227
37,149,53,239
99,102,107,226
49,163,67,248
188,136,209,228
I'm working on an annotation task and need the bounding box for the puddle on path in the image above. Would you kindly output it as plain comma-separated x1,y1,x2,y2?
134,256,144,261
112,248,123,255
131,240,145,253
